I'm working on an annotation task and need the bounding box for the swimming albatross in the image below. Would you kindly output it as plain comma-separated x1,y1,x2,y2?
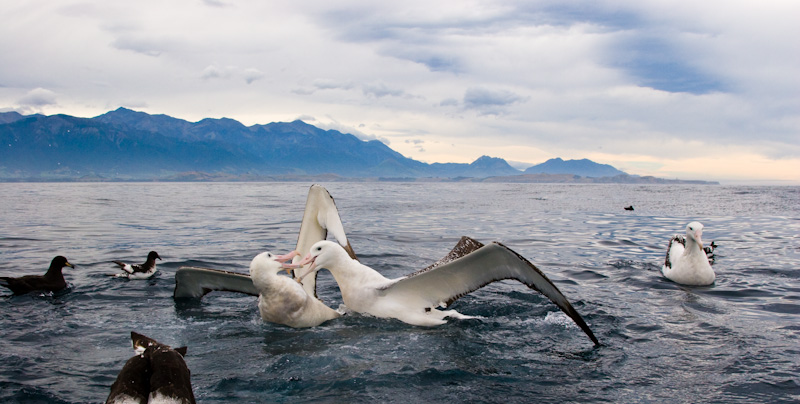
297,237,599,345
662,221,716,286
173,184,356,300
250,251,341,327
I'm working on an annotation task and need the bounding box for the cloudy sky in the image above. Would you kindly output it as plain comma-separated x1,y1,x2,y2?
2,0,799,183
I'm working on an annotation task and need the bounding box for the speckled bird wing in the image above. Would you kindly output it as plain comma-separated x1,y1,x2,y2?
380,238,599,345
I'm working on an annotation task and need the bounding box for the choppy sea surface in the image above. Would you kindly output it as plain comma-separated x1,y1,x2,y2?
0,182,798,403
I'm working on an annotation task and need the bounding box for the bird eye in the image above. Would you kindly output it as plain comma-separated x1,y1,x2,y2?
316,246,322,251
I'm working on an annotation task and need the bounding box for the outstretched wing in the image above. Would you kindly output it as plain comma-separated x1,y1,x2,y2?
172,184,355,300
294,184,357,298
381,238,599,345
173,267,258,298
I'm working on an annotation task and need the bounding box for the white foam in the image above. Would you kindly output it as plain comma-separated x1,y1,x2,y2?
543,311,579,329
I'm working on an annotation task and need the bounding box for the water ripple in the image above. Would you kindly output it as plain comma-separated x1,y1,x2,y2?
0,183,798,403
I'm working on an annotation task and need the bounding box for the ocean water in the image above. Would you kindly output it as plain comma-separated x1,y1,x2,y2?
0,182,798,403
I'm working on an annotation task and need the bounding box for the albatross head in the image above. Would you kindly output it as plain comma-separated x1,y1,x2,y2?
295,240,348,282
249,251,299,277
685,222,705,249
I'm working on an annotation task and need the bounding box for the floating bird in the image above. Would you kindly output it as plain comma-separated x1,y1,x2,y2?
173,184,356,300
249,251,341,327
703,241,718,262
662,222,716,286
624,205,634,211
0,256,74,295
112,251,161,279
296,237,599,345
106,332,195,404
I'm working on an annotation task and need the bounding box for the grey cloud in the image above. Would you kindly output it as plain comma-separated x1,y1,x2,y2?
440,98,459,107
201,0,230,7
607,32,727,94
18,88,58,107
292,79,355,96
243,68,265,84
292,88,315,96
381,46,464,73
313,79,354,91
463,87,526,112
111,35,170,57
201,66,264,84
363,83,404,98
201,65,231,80
405,138,426,153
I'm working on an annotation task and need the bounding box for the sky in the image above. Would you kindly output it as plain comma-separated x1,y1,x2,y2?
1,0,799,184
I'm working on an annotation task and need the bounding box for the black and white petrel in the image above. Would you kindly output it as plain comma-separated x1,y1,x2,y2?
0,256,74,295
112,251,161,279
106,332,195,404
703,241,718,262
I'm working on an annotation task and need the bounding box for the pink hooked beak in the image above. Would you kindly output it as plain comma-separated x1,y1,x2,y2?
273,250,300,275
292,253,317,283
694,230,704,250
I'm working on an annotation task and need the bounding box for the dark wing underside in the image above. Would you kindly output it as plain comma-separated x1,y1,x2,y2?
173,267,259,299
382,237,599,345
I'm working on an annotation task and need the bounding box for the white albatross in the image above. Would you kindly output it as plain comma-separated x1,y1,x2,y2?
661,221,716,286
249,251,341,327
173,184,356,299
297,237,599,346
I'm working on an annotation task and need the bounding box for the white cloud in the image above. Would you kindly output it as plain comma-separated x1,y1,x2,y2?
0,0,797,182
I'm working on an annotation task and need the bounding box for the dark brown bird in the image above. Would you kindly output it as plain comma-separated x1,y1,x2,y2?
0,256,74,295
106,332,195,404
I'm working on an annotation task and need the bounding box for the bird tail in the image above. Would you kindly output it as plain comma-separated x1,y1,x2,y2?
112,261,133,273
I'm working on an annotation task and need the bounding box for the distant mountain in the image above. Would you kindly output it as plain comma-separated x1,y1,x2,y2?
0,108,647,181
524,158,626,178
0,111,24,124
0,108,430,179
430,155,521,178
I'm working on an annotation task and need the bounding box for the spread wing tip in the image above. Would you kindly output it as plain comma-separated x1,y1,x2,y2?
490,242,600,346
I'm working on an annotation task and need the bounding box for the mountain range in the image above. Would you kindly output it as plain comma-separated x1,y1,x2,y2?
0,108,712,183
